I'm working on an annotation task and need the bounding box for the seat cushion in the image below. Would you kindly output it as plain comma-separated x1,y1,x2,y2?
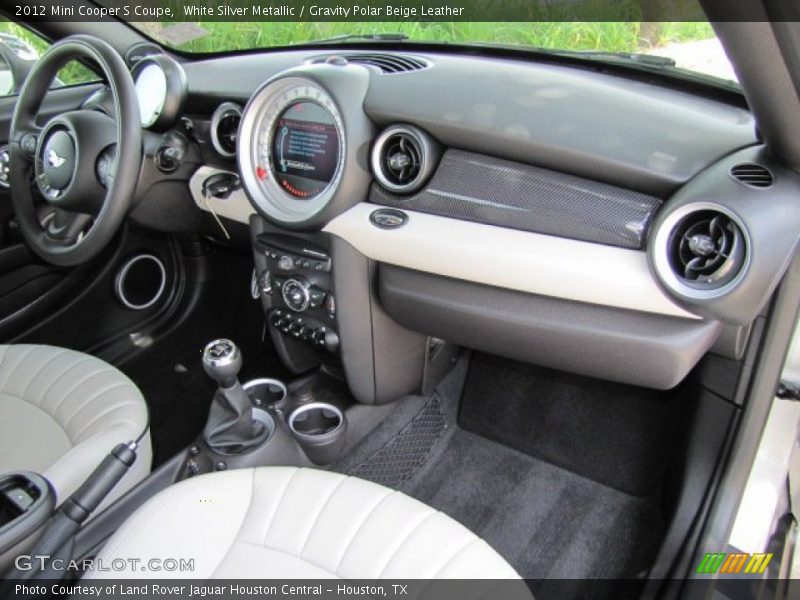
86,467,521,579
0,344,151,506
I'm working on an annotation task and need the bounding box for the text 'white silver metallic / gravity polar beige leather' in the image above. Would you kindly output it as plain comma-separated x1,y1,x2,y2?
0,344,152,507
86,467,521,579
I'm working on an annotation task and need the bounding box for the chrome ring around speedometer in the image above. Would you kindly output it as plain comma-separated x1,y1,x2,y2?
238,77,345,224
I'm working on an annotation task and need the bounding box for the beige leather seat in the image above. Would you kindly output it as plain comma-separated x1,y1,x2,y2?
87,467,521,579
0,344,152,506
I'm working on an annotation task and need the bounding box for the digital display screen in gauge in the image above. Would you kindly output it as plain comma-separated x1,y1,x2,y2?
270,101,340,199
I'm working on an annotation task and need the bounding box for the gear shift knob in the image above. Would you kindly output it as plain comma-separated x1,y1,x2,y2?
202,339,242,388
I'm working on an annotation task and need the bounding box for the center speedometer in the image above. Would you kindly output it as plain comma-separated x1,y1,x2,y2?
239,77,346,224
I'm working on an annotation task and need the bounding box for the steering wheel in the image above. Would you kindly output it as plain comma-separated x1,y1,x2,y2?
8,35,142,267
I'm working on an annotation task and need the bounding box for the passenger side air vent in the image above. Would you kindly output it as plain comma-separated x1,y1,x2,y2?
382,133,421,185
666,208,746,292
310,53,429,73
730,163,773,188
210,102,242,158
371,125,439,194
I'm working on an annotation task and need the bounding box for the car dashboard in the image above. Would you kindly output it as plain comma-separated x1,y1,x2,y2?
119,45,800,400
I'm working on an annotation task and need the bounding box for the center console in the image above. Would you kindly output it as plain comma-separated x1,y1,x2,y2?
255,234,339,357
179,338,352,481
220,61,432,404
233,61,435,405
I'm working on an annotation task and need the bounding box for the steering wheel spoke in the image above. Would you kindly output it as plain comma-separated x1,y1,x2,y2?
9,124,42,168
42,208,92,245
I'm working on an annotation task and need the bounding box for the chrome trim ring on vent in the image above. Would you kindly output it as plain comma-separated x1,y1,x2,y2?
115,254,167,310
652,202,751,300
371,124,438,194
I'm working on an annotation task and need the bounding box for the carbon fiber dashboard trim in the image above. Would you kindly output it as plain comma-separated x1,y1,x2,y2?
370,149,662,249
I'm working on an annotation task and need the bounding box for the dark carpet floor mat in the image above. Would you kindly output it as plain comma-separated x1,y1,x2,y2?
346,414,663,584
407,428,663,585
459,352,679,497
337,355,666,592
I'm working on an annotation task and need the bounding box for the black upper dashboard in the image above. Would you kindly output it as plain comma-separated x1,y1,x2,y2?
181,46,757,197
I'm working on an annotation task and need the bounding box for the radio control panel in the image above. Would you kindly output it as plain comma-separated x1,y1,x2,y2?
254,234,337,354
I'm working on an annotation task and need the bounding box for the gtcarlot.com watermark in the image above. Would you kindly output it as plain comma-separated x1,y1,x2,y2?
14,554,195,574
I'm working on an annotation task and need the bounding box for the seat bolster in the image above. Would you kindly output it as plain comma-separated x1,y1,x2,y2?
83,468,255,580
88,467,522,580
0,344,152,506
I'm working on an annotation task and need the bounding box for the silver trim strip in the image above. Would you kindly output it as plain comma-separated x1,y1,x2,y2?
324,203,699,320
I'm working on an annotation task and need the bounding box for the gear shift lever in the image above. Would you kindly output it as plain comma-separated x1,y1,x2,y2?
203,339,243,388
202,339,269,454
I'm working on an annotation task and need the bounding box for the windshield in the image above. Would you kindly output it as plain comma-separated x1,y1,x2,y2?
130,20,737,85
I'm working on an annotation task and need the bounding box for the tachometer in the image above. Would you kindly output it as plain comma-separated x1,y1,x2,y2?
130,55,186,131
134,63,167,128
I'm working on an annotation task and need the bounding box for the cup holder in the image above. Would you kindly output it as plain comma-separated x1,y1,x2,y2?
251,407,276,440
243,378,288,408
287,402,347,465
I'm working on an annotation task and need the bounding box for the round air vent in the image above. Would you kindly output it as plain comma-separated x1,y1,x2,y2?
210,102,242,158
371,125,438,194
730,163,773,188
653,203,749,299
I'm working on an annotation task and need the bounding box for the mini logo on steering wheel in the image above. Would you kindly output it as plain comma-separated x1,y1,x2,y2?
46,149,66,169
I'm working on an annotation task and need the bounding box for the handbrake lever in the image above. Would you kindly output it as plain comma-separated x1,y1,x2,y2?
6,442,138,581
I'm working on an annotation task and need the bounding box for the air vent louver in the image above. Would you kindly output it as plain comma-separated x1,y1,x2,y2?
217,115,239,154
371,125,439,194
382,133,422,185
731,163,773,188
210,102,242,158
667,209,746,290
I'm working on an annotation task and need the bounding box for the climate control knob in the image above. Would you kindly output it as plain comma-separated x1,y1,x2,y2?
282,278,310,312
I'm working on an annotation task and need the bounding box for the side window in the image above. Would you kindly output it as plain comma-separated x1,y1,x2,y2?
0,20,101,96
